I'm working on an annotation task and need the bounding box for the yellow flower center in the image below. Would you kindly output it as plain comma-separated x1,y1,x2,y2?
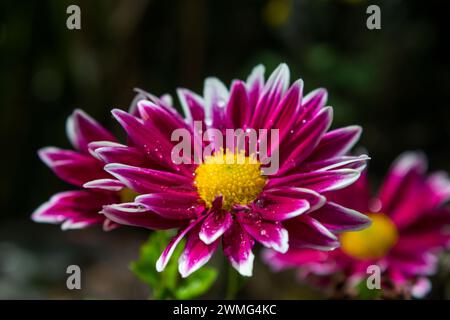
194,150,267,210
340,213,398,260
120,188,139,203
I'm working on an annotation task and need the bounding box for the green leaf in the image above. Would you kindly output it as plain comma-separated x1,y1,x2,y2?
355,279,382,300
174,267,218,300
225,265,247,299
130,231,172,289
130,231,218,300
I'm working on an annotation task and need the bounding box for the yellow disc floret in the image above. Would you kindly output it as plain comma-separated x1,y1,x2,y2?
120,188,139,203
194,149,266,210
340,213,398,260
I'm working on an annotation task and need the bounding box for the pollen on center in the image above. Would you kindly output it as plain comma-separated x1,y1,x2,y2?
194,149,267,210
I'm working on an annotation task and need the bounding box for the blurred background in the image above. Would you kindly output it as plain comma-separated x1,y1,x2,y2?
1,0,449,299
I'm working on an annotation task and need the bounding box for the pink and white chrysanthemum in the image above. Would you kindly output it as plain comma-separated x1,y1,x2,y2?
96,64,371,277
265,152,450,297
32,110,132,230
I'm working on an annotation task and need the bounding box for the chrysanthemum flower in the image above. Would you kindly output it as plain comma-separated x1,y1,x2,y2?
32,110,137,230
98,63,371,277
265,152,450,297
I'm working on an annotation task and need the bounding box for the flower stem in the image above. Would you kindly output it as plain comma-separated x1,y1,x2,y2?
225,264,244,299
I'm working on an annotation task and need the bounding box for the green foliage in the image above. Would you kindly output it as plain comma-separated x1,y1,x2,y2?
130,231,218,300
225,265,247,300
354,279,382,300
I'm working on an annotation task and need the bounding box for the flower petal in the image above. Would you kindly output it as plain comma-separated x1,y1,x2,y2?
112,109,192,175
278,107,333,175
83,178,125,191
267,169,361,193
246,64,265,111
177,88,205,124
89,141,148,167
284,215,339,251
323,172,371,212
66,109,116,153
136,192,204,220
222,221,255,277
39,147,108,187
101,203,185,230
199,208,233,245
390,171,450,229
204,77,229,130
226,80,250,129
300,154,369,173
411,278,432,299
156,217,204,272
178,225,220,278
263,79,302,131
295,88,328,126
377,151,427,214
250,63,290,129
307,126,362,161
105,163,194,194
129,88,178,116
241,219,289,253
252,187,323,221
309,201,372,232
31,190,112,228
262,248,330,272
137,100,187,138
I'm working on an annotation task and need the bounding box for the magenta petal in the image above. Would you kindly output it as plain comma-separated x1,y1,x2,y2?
427,172,450,205
136,192,204,220
307,126,362,161
156,217,204,272
250,63,290,129
105,163,194,194
66,109,116,153
178,225,220,278
395,208,450,251
389,171,450,229
39,147,108,187
140,98,202,164
300,154,369,173
263,79,302,136
378,151,427,213
83,178,125,191
324,172,371,212
102,218,120,231
101,203,185,230
128,89,152,116
295,88,328,125
241,220,289,253
137,100,187,138
129,88,178,116
388,249,438,276
309,201,372,232
89,141,148,167
222,221,255,276
263,248,330,272
252,187,322,221
199,209,233,245
284,215,339,250
31,190,111,228
411,278,432,298
177,88,205,124
226,80,251,129
267,169,361,193
246,64,265,111
204,77,229,130
279,107,333,175
112,109,190,175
